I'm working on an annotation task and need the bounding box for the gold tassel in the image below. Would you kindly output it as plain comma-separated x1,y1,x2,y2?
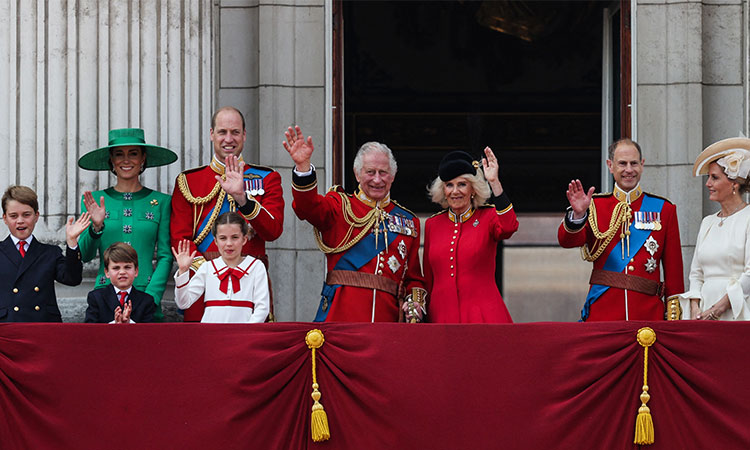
306,329,330,442
634,327,656,445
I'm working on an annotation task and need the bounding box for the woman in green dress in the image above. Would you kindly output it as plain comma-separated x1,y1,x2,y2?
78,128,178,320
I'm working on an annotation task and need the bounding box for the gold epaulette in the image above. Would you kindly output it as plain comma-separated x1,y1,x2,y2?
592,192,613,198
429,209,448,219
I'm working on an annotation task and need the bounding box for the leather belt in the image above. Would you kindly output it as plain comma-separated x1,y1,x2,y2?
326,270,399,297
590,269,664,298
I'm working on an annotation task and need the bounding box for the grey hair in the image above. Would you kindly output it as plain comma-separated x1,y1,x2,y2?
428,170,491,209
353,142,398,177
608,138,643,160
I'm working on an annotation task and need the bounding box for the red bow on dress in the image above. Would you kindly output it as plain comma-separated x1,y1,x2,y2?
218,267,243,294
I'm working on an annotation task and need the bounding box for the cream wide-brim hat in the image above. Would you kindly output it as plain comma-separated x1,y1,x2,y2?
692,137,750,176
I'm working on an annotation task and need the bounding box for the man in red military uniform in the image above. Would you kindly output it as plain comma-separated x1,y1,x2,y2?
170,106,284,321
283,125,426,322
558,138,684,321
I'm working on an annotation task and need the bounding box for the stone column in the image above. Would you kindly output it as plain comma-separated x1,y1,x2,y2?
635,0,748,279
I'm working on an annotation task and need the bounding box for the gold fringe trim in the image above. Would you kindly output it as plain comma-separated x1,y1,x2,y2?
665,295,682,320
306,329,330,442
634,327,656,445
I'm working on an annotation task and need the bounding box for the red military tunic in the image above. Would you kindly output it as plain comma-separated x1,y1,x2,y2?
292,170,425,322
170,155,284,321
558,184,684,321
424,194,519,323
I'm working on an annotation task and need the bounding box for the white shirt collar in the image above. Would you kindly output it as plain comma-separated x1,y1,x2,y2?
10,235,33,247
113,285,133,296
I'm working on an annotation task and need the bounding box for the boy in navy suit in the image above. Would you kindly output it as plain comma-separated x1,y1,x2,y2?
85,242,156,323
0,185,90,322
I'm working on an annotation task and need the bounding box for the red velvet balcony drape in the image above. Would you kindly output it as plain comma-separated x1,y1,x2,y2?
1,321,749,449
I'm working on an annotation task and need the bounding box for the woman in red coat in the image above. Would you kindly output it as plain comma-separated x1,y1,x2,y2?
423,148,519,323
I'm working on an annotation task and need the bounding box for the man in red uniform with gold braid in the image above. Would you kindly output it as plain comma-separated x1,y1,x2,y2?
170,107,284,322
283,125,426,322
558,138,684,321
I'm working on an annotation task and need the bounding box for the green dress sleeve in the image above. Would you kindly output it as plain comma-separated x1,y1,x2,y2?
78,193,102,263
143,193,174,307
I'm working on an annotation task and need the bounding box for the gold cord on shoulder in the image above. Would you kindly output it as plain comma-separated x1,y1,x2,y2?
177,172,223,205
313,191,386,254
177,172,233,245
581,200,632,262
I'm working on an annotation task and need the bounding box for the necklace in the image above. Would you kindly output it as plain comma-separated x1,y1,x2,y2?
718,202,747,227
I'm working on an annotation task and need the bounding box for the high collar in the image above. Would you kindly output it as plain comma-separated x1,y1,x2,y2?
210,155,245,175
613,183,643,204
448,206,475,223
355,186,390,208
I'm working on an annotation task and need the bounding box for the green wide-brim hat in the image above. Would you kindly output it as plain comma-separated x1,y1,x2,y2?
78,128,178,171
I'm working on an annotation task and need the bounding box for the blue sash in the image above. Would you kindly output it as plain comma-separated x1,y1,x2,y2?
195,166,272,253
313,203,413,322
579,194,665,321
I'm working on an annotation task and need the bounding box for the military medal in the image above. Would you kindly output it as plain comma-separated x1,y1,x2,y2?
644,235,659,256
634,211,662,231
244,176,264,196
388,255,401,273
386,213,417,237
398,240,407,260
645,257,657,273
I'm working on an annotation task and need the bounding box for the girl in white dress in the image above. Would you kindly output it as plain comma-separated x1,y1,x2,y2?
679,138,750,320
172,211,269,323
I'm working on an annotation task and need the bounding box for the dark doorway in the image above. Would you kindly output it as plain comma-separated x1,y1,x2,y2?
342,0,609,214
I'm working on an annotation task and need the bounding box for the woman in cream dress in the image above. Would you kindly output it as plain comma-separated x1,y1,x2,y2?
680,137,750,320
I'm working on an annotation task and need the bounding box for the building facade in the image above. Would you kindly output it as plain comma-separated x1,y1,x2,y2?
1,0,748,321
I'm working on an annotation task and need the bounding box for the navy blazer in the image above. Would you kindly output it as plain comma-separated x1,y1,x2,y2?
0,235,83,322
84,285,156,323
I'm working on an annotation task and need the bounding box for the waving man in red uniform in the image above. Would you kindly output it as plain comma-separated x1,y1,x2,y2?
170,107,284,321
558,138,684,321
283,126,426,322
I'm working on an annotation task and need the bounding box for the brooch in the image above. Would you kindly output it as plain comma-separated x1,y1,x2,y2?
150,199,159,206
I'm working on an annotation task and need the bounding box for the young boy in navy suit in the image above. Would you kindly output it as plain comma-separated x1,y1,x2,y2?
84,242,156,323
0,185,90,322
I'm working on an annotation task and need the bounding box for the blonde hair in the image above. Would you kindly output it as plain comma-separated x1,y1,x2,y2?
428,170,491,209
